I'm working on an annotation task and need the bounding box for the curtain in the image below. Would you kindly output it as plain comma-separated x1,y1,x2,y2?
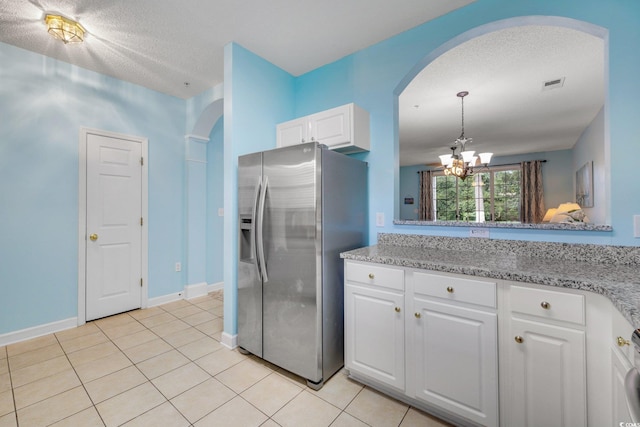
418,170,433,221
520,160,545,223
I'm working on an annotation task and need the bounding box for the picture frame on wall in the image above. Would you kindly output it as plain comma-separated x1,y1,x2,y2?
576,161,593,208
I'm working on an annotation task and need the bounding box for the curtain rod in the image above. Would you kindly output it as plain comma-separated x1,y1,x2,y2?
417,159,547,173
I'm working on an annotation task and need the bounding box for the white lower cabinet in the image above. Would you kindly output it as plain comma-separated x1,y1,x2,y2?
412,298,498,426
345,283,405,391
612,346,634,424
611,306,635,425
505,317,586,427
344,262,405,391
345,260,623,427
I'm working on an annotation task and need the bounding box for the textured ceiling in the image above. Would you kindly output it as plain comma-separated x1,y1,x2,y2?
0,0,473,98
399,25,605,166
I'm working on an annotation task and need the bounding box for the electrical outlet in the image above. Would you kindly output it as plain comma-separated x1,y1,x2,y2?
218,208,224,217
634,215,640,238
175,262,182,272
469,228,490,238
376,212,385,227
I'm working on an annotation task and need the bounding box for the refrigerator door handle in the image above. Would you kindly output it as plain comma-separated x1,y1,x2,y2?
252,176,263,282
256,175,269,283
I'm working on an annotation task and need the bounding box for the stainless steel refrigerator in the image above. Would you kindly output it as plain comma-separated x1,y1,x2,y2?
237,142,367,389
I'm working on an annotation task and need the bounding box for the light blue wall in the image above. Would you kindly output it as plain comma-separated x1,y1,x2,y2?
223,43,296,336
574,107,606,224
207,118,224,285
0,42,186,334
290,0,640,246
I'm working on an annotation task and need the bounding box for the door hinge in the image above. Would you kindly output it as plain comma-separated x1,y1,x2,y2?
140,278,143,287
140,157,144,166
140,217,143,226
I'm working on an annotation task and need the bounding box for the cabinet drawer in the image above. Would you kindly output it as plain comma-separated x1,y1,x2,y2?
346,262,404,291
413,272,496,308
510,285,585,325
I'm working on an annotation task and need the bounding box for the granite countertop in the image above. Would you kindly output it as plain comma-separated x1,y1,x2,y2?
341,243,640,329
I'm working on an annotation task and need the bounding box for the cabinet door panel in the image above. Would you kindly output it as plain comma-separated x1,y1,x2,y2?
413,299,498,427
310,105,351,147
345,283,404,390
612,347,634,425
276,117,308,147
509,317,586,427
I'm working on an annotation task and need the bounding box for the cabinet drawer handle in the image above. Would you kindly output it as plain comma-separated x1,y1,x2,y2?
394,307,401,313
515,336,524,344
540,301,551,310
446,286,454,293
617,336,631,347
414,312,421,319
368,273,375,279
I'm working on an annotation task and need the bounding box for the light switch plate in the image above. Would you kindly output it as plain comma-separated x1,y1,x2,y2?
376,212,385,227
634,215,640,238
469,228,490,238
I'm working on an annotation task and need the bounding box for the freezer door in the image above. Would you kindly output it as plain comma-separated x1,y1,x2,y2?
237,152,263,357
262,142,322,382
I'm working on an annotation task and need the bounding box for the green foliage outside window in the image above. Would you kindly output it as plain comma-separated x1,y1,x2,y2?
433,168,521,222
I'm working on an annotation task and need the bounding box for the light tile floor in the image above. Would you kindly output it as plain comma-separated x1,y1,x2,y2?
0,291,451,427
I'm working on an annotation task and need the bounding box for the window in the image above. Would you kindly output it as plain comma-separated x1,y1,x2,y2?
432,166,521,222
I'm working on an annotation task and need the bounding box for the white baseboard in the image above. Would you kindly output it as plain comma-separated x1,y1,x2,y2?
184,282,208,300
148,292,184,307
221,332,237,350
208,281,224,292
0,317,78,347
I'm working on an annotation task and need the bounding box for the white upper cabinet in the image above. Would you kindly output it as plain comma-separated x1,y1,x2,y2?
276,103,370,153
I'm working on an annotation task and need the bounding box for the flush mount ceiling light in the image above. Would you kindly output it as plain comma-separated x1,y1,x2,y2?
438,91,492,180
44,14,86,44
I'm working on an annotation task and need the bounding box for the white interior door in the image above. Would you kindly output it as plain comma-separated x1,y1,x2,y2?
85,132,143,321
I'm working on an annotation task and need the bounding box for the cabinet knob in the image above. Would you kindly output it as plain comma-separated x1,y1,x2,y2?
368,273,375,279
514,335,524,344
617,336,631,347
414,312,421,319
301,138,306,142
446,286,454,293
540,301,551,310
394,307,401,313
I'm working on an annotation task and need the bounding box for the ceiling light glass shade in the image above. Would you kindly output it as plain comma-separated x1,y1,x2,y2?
461,150,475,163
469,156,478,166
479,152,493,164
45,14,86,44
439,154,452,166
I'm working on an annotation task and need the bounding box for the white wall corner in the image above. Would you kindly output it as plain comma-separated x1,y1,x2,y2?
184,282,209,300
220,332,237,350
0,317,78,347
208,282,224,293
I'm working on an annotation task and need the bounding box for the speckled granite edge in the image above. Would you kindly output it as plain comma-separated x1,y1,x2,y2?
393,219,613,232
341,244,640,329
378,233,640,266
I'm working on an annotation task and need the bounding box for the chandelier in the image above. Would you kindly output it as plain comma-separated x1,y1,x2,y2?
438,91,492,180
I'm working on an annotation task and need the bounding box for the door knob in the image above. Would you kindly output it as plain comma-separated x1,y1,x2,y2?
617,336,631,347
89,233,98,241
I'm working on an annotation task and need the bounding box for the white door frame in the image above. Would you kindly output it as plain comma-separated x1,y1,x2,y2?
78,127,149,325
